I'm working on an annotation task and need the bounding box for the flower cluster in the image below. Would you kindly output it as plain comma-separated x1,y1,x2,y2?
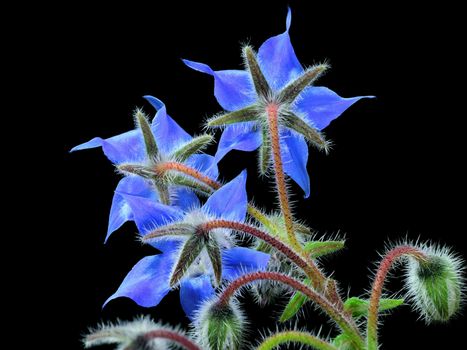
75,8,464,350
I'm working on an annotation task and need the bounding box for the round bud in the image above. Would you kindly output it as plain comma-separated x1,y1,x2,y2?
193,299,246,350
405,246,464,323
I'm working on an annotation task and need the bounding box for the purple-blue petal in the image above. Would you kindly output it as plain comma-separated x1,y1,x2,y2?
222,247,270,281
180,274,215,321
143,95,192,155
104,251,177,308
295,86,375,130
281,131,310,198
215,124,262,162
106,176,156,242
257,8,303,91
70,129,146,164
202,170,248,222
185,154,219,180
171,187,200,211
183,59,255,111
117,192,184,251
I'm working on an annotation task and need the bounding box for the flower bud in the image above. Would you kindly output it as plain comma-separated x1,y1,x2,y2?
406,246,464,323
194,299,245,350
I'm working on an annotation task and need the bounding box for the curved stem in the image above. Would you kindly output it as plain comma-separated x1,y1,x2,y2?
266,104,299,250
155,161,276,232
366,245,427,350
216,271,364,349
257,331,338,350
143,329,201,350
200,220,324,286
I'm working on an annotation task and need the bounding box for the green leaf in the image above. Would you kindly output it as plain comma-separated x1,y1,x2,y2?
207,106,258,128
344,297,404,318
279,278,312,322
304,240,345,259
170,235,204,287
282,112,328,152
332,334,358,350
278,64,328,103
134,109,158,160
171,134,214,161
243,46,271,98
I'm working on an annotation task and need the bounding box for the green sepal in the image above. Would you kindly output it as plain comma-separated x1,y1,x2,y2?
206,238,223,287
134,109,159,160
303,240,345,259
282,112,328,151
207,106,258,128
169,235,205,287
171,134,214,161
243,46,271,98
170,175,213,197
278,64,328,103
344,297,404,318
258,126,271,175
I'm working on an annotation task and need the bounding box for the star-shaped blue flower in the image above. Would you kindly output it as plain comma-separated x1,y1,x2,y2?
183,9,373,198
104,170,270,320
71,96,218,242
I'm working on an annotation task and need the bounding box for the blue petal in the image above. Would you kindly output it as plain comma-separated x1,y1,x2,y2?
144,96,192,155
70,129,146,164
281,131,310,198
171,187,200,211
257,8,303,91
118,192,184,251
222,247,270,281
180,274,215,321
215,124,262,162
183,59,255,111
185,154,219,180
104,250,177,308
295,87,375,130
202,170,248,222
106,176,156,242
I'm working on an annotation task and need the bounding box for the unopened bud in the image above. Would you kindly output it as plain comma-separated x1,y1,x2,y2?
194,299,245,350
406,246,464,323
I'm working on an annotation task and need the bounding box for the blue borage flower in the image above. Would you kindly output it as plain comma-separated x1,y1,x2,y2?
183,8,373,198
105,171,270,320
71,96,218,242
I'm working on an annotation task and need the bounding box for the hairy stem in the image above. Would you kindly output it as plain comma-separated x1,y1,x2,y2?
257,331,338,350
143,329,201,350
216,271,364,349
200,220,323,284
367,245,427,350
266,104,299,249
155,161,275,231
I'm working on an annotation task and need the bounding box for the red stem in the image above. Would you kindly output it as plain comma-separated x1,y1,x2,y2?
217,271,363,347
200,219,324,285
367,245,427,349
144,330,201,350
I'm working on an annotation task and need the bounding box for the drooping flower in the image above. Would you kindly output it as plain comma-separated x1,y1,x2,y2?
183,8,373,197
105,170,270,320
71,96,217,242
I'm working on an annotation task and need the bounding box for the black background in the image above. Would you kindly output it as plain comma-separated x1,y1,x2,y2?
43,0,466,349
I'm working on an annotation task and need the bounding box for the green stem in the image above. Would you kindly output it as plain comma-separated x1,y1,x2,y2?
257,331,338,350
366,245,427,350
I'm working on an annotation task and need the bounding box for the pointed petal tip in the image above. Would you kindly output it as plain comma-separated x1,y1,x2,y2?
143,95,165,111
286,7,292,31
182,59,214,75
